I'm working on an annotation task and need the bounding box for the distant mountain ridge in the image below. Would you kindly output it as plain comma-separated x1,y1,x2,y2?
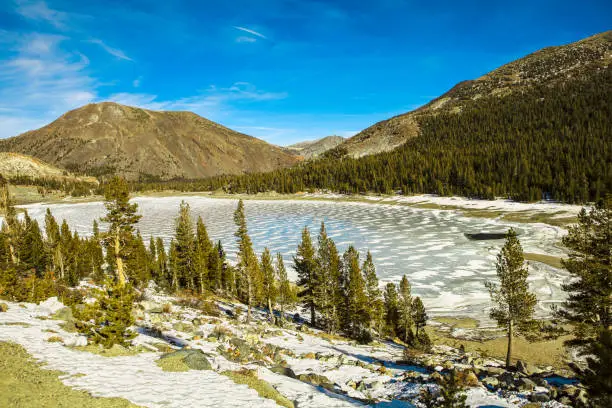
0,102,301,180
341,31,612,157
286,136,345,159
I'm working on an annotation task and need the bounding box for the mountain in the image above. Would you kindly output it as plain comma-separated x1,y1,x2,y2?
286,136,345,159
0,102,301,180
342,31,612,157
0,152,96,184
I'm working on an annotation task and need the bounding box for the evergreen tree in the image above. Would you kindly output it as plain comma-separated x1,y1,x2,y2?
233,199,261,321
125,231,150,286
384,282,400,337
363,251,384,334
343,246,368,339
398,275,413,343
173,201,196,291
21,215,47,275
315,222,342,333
74,277,136,348
556,197,611,404
44,209,62,277
260,247,277,319
101,176,141,287
276,252,295,326
485,228,537,368
194,216,213,294
155,237,168,286
412,296,428,338
0,178,20,265
294,226,318,326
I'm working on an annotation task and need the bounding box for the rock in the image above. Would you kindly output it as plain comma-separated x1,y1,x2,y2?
302,352,316,359
482,377,499,388
559,397,572,405
471,357,485,367
517,359,540,376
192,318,203,326
270,365,296,379
298,373,335,391
521,404,541,408
0,303,8,312
516,377,536,392
160,349,212,371
482,366,505,376
183,350,212,370
498,372,515,387
140,301,163,313
530,392,550,403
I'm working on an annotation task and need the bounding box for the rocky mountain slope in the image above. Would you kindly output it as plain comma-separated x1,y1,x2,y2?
0,152,95,183
342,30,612,157
286,136,345,159
0,103,301,180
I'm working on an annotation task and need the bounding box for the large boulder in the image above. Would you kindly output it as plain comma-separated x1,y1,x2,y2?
298,373,335,391
158,349,212,371
516,377,536,392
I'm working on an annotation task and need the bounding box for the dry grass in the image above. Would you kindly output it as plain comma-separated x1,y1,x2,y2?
221,369,294,408
524,252,566,269
427,327,571,368
0,341,139,407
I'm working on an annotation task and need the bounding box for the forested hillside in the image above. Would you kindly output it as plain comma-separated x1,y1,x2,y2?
131,65,611,204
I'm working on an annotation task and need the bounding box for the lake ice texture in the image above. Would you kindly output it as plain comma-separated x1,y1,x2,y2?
21,196,569,322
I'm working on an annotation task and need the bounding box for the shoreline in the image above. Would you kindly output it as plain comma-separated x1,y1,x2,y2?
20,190,583,228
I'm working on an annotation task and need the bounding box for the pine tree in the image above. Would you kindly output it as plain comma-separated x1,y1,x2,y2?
21,215,47,276
485,228,537,368
44,209,62,277
556,197,611,404
174,201,196,291
74,277,136,348
194,216,213,294
343,246,368,339
294,226,318,326
398,275,413,343
384,283,400,337
233,199,261,321
276,252,295,326
363,251,384,334
260,247,277,319
101,176,141,287
0,178,20,265
315,222,342,333
412,297,428,338
125,231,149,286
155,237,168,286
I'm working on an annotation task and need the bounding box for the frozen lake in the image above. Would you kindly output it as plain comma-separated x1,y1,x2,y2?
21,196,570,321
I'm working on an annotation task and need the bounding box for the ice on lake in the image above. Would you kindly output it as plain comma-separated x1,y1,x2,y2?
21,196,570,322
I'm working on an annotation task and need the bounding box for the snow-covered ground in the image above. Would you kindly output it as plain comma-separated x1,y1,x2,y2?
0,290,571,408
19,196,573,323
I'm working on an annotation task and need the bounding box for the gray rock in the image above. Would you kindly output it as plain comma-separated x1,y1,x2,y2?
366,381,383,391
530,392,550,403
516,377,536,392
183,350,212,370
298,373,335,391
498,372,516,387
483,366,505,376
270,365,296,379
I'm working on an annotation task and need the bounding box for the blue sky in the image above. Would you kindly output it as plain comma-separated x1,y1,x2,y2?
0,0,610,144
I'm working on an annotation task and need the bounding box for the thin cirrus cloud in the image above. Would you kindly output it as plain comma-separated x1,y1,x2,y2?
88,39,132,61
15,0,68,29
232,26,267,41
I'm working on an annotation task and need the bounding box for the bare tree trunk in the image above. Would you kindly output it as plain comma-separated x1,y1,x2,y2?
267,297,273,320
506,319,514,368
246,277,252,323
310,302,315,327
114,234,126,287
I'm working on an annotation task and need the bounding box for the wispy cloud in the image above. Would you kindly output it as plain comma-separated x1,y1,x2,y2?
106,82,287,114
132,76,142,88
15,0,68,30
0,32,96,137
88,38,132,61
232,26,267,40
